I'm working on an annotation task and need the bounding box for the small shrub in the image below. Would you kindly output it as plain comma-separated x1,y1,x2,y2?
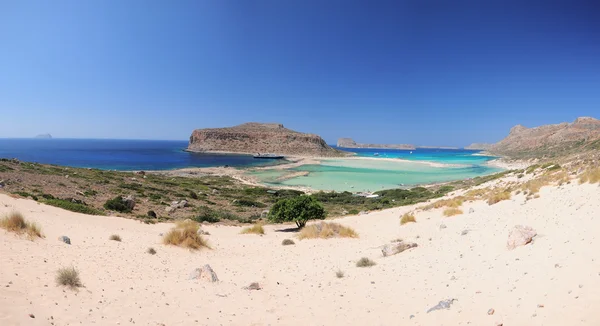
147,210,157,218
443,207,463,217
103,196,131,213
147,247,157,255
56,267,82,288
163,220,209,250
487,190,512,205
400,212,416,225
356,257,376,268
189,190,199,199
241,223,265,235
348,209,359,215
424,197,464,210
298,222,358,240
517,173,524,179
335,269,345,278
0,211,43,239
282,239,295,245
109,234,121,242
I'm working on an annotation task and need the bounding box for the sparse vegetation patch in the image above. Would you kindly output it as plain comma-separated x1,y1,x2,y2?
0,211,43,239
297,222,358,240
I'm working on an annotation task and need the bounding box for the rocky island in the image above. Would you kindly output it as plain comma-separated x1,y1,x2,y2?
188,123,348,157
337,138,415,150
34,133,52,139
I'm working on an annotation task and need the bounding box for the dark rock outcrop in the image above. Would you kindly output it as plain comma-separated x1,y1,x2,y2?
188,123,347,157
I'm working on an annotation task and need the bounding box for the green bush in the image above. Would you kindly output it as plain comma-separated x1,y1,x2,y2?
103,196,131,213
268,195,326,228
234,198,266,208
43,198,104,215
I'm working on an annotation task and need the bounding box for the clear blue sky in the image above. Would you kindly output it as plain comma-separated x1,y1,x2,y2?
1,0,599,146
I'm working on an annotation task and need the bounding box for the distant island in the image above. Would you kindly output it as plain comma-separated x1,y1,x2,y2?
188,123,349,157
416,146,460,150
337,138,415,150
34,133,52,139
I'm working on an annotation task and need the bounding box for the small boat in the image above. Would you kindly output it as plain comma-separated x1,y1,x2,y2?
374,153,380,156
253,153,284,159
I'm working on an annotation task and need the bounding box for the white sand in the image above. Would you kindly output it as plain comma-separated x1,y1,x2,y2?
1,180,600,325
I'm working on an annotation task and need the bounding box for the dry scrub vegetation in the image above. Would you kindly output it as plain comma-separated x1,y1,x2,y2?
298,222,358,240
356,257,376,267
109,234,122,242
400,212,416,225
487,189,512,205
0,211,43,239
240,223,265,235
443,207,463,217
163,220,210,250
580,167,600,184
56,267,82,289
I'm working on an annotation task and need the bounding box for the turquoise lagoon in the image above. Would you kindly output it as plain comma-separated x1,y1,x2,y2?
250,148,502,192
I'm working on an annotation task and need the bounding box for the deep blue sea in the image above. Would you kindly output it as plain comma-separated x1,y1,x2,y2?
0,139,277,171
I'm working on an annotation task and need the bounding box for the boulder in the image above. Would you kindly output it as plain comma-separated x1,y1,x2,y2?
176,200,188,209
243,282,262,290
382,240,418,257
507,225,537,250
123,195,136,211
427,298,457,313
439,224,447,230
260,210,269,218
197,229,210,236
189,264,219,282
58,236,71,245
165,206,176,214
469,208,475,214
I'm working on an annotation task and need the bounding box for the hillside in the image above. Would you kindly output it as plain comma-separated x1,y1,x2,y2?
337,138,415,150
490,117,600,158
188,123,348,157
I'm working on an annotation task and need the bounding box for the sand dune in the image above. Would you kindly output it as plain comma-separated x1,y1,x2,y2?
1,179,600,325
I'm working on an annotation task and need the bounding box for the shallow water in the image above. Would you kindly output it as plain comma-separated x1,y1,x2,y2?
250,155,502,192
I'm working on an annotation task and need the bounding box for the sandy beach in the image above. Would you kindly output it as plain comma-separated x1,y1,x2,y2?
2,171,599,325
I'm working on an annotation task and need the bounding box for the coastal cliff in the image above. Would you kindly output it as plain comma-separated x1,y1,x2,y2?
489,117,600,158
337,138,415,150
188,123,348,157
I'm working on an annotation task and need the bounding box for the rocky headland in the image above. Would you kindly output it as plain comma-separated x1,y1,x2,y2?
337,138,415,150
465,143,493,150
489,117,600,158
188,123,348,157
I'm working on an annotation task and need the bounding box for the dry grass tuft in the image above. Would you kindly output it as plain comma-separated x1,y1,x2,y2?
487,190,512,205
298,222,358,240
464,188,489,199
281,239,295,245
109,234,121,242
356,257,376,268
56,267,82,288
424,197,464,210
147,247,157,255
240,223,265,235
580,167,600,184
443,207,463,217
0,211,43,239
163,220,210,250
400,212,416,225
335,269,345,278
